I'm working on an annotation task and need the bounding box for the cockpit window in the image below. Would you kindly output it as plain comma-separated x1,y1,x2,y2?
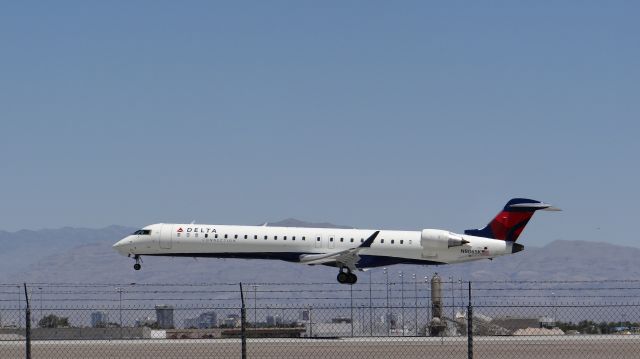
133,229,151,235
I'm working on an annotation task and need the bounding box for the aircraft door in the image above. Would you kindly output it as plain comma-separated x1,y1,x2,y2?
159,224,173,249
314,234,322,249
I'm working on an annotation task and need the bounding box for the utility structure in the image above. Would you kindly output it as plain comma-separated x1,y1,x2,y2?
429,273,446,336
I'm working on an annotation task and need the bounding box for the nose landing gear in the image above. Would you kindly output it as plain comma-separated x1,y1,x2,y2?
133,255,142,271
337,267,357,285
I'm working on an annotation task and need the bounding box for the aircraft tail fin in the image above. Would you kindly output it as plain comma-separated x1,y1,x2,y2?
464,198,560,242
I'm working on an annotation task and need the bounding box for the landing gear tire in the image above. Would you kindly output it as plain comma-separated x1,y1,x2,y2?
347,273,357,284
337,272,349,283
133,256,142,271
337,267,358,285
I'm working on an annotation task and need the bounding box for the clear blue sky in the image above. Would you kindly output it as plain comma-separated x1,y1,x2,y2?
1,1,638,248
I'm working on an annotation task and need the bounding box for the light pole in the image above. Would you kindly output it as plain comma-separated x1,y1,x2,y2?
361,304,365,334
384,268,389,335
17,285,22,328
115,287,124,338
369,271,373,336
350,284,354,337
308,306,313,338
413,274,417,335
38,287,43,325
459,278,463,316
399,271,404,336
552,291,556,325
449,276,455,320
250,285,260,327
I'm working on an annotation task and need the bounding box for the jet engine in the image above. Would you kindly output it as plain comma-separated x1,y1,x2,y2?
420,229,469,249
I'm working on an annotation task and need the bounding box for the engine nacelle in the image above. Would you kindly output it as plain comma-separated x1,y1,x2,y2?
420,229,469,250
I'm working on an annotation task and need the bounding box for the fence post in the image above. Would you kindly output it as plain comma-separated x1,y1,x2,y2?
467,281,473,359
239,283,247,359
24,283,31,359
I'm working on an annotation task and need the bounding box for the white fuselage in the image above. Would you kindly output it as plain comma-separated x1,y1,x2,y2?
113,223,516,268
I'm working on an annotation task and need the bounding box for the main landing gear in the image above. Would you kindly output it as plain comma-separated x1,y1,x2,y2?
337,267,357,285
133,255,142,271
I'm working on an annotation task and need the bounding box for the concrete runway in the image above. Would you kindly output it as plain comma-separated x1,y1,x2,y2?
1,336,640,359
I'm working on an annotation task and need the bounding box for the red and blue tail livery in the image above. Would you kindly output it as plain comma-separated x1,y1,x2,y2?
464,198,561,242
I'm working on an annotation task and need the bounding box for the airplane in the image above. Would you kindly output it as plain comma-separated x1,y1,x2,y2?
113,198,559,284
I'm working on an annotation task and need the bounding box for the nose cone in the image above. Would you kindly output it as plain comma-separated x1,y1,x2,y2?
113,236,132,256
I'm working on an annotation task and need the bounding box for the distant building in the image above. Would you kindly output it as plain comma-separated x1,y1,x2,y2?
155,305,174,329
266,315,283,327
135,316,156,328
222,314,241,328
539,316,556,328
266,315,275,326
90,312,108,328
183,318,199,329
301,310,310,321
183,312,217,329
198,312,217,328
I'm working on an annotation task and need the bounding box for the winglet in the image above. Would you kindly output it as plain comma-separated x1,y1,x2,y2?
360,231,380,248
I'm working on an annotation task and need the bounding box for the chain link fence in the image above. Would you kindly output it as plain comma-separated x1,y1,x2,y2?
1,278,640,358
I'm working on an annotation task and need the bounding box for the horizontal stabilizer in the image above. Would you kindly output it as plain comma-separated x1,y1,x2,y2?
509,202,562,211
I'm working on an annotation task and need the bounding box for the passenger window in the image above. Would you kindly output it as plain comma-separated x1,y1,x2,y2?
215,234,218,239
205,234,208,238
254,235,257,239
292,236,296,241
302,236,306,241
316,237,320,241
350,238,354,243
361,238,364,243
284,236,287,240
224,234,228,239
274,236,278,240
330,238,334,242
340,238,344,242
409,240,412,244
381,239,384,243
400,240,404,244
391,239,395,244
264,235,268,240
244,235,248,239
234,235,238,239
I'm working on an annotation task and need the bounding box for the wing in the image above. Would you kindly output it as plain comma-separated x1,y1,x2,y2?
298,231,379,271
